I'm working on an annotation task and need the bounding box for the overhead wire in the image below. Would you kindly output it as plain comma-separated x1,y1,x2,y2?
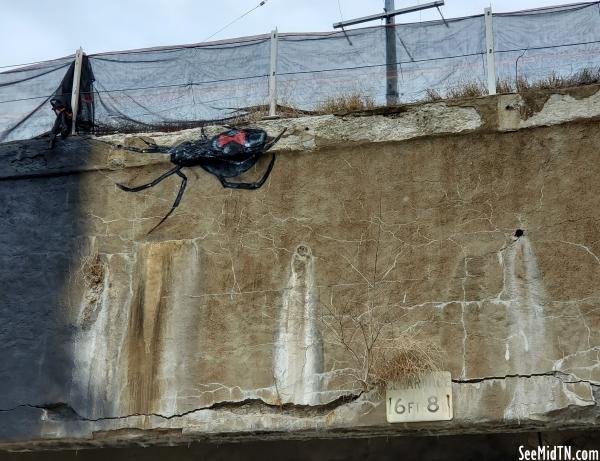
337,0,344,23
336,0,353,45
0,1,274,72
2,0,599,71
202,0,272,43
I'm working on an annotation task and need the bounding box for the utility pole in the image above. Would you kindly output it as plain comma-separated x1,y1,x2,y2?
385,0,398,105
333,1,445,106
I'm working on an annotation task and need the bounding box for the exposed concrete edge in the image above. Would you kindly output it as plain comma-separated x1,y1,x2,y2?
520,90,600,128
94,102,482,153
3,84,600,180
94,84,600,153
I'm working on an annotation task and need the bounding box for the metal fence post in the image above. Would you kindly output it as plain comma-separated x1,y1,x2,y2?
484,7,497,95
70,47,84,135
268,28,278,117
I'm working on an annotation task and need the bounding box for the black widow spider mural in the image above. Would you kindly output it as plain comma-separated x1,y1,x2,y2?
116,127,286,233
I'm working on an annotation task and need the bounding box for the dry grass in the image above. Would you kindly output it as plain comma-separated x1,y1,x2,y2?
446,82,486,99
424,88,443,101
315,93,376,114
239,106,270,123
497,68,600,93
370,335,441,387
422,68,600,103
80,252,104,287
495,79,514,94
571,67,600,86
227,102,312,125
514,68,600,92
423,82,485,102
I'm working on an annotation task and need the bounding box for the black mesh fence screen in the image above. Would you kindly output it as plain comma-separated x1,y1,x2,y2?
2,2,600,143
495,3,600,86
88,37,271,133
0,57,73,143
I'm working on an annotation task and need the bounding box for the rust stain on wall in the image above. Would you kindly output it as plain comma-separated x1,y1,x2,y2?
125,244,172,415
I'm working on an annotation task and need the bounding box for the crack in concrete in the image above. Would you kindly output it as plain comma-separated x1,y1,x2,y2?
0,393,363,422
452,370,598,386
2,372,595,423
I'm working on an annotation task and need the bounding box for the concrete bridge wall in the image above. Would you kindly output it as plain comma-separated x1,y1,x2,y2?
1,86,600,450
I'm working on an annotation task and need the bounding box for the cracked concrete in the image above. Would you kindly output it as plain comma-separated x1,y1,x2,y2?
1,87,600,450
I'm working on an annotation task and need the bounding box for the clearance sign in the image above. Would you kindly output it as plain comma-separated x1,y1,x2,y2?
386,371,453,423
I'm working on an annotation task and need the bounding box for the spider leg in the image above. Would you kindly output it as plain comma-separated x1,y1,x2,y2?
218,153,276,190
147,169,188,234
116,165,181,192
263,128,287,152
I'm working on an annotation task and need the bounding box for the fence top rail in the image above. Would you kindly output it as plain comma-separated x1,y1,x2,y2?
0,56,74,75
495,0,598,16
88,33,272,58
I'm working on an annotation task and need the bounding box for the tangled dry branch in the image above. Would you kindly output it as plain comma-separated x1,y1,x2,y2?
79,252,104,288
320,284,442,391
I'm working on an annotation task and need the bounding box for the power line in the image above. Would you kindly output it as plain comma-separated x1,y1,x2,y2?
337,0,344,23
2,0,599,72
202,0,272,43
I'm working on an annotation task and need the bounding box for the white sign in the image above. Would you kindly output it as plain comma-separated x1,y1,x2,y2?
386,371,453,423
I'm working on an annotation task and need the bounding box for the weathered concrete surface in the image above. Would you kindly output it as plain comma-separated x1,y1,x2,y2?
5,431,600,461
1,88,600,450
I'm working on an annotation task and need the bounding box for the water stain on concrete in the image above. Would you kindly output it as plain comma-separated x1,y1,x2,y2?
274,244,324,405
500,234,554,372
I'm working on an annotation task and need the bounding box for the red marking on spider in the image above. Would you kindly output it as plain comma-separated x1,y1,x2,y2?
218,131,247,147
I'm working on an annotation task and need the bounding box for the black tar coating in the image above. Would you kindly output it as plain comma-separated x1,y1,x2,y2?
116,127,286,233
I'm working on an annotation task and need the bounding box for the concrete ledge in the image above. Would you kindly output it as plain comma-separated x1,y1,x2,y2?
2,84,600,180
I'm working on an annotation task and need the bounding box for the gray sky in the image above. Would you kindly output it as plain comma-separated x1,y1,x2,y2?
0,0,579,68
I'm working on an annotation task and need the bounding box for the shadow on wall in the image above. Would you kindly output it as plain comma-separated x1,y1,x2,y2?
0,137,89,441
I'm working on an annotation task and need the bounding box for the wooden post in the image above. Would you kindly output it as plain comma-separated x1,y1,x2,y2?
268,29,279,117
385,0,399,106
484,8,497,95
70,47,84,135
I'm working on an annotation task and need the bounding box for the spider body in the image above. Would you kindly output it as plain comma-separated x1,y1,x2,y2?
167,140,214,167
116,127,286,233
